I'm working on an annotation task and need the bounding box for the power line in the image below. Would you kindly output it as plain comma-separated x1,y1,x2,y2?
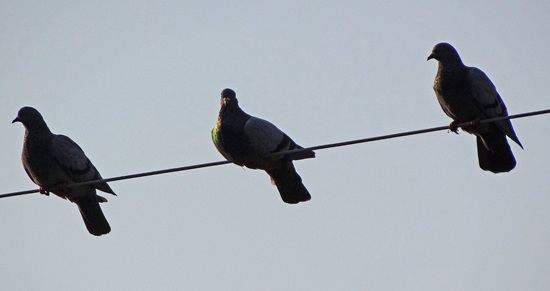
0,160,231,199
1,109,549,199
269,109,550,157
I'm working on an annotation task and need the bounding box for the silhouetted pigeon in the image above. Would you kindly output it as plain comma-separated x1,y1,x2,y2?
13,107,116,236
428,42,523,173
212,88,314,204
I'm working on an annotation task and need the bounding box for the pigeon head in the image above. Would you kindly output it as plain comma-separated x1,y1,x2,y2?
427,42,463,64
12,106,48,131
220,88,238,107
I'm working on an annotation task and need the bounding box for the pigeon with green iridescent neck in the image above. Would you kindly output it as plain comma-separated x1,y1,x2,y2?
428,42,523,173
13,106,116,236
212,88,315,204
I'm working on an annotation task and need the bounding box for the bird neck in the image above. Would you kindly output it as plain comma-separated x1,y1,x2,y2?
24,122,53,142
217,105,251,134
23,127,54,155
28,121,52,134
219,104,247,121
437,61,468,88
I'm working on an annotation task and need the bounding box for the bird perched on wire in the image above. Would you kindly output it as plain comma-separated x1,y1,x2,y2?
427,42,523,173
13,106,116,236
212,88,315,204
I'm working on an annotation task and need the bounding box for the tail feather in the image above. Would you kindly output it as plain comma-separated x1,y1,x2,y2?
266,162,311,204
477,134,516,173
74,192,111,236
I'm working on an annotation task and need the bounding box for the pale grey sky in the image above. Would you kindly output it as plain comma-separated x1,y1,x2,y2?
1,1,550,290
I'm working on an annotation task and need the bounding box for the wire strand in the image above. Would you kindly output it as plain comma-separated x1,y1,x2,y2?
2,109,549,199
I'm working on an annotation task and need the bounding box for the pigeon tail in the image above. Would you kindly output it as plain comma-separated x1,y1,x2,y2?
266,162,311,204
74,193,111,236
476,134,516,173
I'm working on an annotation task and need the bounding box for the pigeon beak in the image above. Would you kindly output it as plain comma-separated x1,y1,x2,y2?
427,53,435,61
12,117,20,124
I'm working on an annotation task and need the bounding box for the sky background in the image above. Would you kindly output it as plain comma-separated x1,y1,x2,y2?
1,1,549,290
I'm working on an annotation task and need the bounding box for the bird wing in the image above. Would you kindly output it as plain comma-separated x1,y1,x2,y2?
468,67,507,119
49,135,98,182
468,67,522,147
49,134,116,194
243,117,287,157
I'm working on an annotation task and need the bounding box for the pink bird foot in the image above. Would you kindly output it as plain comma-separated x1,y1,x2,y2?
449,121,459,134
38,187,50,196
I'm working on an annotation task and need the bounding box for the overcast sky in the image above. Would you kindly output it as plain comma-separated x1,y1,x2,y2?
1,1,550,290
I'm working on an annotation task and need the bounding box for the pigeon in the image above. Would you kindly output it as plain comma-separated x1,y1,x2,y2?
212,88,315,204
13,106,116,236
428,42,523,173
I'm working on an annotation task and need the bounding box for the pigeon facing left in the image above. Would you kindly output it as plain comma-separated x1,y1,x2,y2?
212,88,315,204
428,42,523,173
13,107,116,236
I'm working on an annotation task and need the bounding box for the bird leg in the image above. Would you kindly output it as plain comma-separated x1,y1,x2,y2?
449,121,460,134
38,187,50,196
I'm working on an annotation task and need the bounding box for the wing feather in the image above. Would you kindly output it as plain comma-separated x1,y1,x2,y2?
49,135,105,184
244,117,285,157
468,68,522,147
